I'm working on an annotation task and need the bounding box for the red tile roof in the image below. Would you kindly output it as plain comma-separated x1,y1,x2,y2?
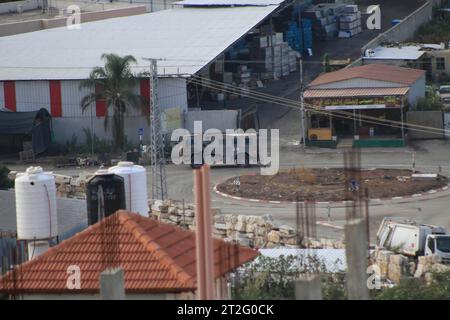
308,64,425,87
0,211,258,294
304,87,410,98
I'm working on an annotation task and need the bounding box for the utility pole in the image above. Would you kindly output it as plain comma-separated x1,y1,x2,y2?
194,165,214,300
300,56,306,150
146,58,167,201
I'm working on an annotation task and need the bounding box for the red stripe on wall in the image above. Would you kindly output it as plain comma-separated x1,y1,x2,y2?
49,80,62,117
95,84,106,117
3,81,16,111
140,79,151,116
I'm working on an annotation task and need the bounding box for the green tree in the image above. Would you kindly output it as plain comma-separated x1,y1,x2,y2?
80,53,147,151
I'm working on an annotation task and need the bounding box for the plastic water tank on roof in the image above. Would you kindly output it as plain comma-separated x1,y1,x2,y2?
15,166,58,240
108,162,149,216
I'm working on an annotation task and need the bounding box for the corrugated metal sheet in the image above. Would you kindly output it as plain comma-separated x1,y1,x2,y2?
364,45,426,60
3,81,16,111
0,6,279,81
49,80,62,117
15,81,50,113
159,78,188,112
259,248,347,272
304,87,410,98
0,82,4,110
308,64,425,87
61,80,93,118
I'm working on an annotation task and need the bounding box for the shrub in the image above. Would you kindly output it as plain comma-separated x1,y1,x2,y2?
376,271,450,300
0,166,14,190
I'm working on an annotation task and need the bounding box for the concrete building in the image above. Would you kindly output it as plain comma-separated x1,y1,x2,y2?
0,211,258,300
304,64,426,148
363,44,450,82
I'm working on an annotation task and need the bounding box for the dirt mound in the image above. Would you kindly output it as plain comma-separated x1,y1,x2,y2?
217,168,447,202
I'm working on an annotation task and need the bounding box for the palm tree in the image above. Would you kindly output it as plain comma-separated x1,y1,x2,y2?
80,53,147,151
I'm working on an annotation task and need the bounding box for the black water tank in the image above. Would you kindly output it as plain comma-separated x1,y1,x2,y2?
86,171,126,225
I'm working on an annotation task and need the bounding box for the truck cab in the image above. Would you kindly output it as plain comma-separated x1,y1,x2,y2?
425,234,450,263
376,217,450,262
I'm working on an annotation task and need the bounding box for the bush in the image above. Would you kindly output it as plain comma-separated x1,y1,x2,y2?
376,271,450,300
0,166,14,190
231,254,346,300
416,90,445,111
414,16,450,44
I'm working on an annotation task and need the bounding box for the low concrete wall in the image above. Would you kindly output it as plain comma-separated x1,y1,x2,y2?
362,0,443,53
0,19,43,36
50,0,144,12
0,5,147,36
184,110,239,133
0,0,41,14
407,110,443,140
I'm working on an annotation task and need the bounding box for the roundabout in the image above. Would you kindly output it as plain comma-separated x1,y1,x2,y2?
214,168,449,204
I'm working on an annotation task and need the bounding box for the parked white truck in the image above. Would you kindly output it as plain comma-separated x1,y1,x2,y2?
376,217,450,263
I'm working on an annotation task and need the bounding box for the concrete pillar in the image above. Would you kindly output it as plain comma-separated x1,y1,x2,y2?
100,268,126,300
345,219,370,300
295,274,322,300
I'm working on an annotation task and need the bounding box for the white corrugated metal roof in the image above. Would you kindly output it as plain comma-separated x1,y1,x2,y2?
0,6,278,81
259,248,347,272
364,45,426,60
175,0,285,6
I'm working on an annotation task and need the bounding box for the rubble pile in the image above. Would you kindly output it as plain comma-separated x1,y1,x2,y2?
371,249,450,284
150,199,344,249
54,173,92,199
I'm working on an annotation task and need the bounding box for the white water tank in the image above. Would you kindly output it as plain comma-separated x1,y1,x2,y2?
15,167,58,240
108,161,149,216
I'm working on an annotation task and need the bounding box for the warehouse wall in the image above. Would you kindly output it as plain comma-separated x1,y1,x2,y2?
0,81,4,110
0,0,41,14
408,73,426,108
407,110,443,140
362,0,443,53
0,77,188,145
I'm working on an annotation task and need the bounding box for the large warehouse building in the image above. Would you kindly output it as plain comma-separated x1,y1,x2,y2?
0,1,296,147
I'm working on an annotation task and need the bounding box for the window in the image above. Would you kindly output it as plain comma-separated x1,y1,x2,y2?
436,237,450,253
427,237,435,253
437,57,446,71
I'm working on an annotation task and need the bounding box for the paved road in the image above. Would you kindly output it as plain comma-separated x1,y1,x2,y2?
9,140,449,243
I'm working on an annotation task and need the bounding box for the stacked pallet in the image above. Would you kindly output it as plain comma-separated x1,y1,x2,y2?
338,5,362,38
302,19,313,50
302,3,346,41
250,32,299,79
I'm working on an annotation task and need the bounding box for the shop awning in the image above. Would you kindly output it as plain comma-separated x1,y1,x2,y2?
304,87,410,99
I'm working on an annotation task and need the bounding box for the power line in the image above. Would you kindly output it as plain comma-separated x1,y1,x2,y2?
188,75,448,136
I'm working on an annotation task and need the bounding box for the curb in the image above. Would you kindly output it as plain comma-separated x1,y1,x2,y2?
213,179,450,206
